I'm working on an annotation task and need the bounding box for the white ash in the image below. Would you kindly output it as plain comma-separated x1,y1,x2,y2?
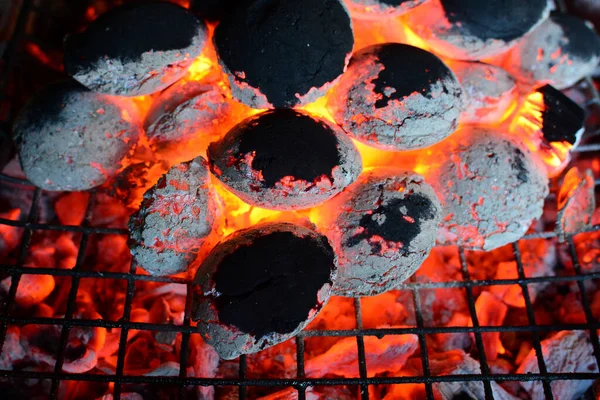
450,61,518,125
191,223,336,360
327,43,464,151
144,80,230,147
430,129,549,251
518,330,598,400
326,169,442,297
12,81,142,191
345,0,431,18
504,13,600,90
64,3,207,97
128,156,219,276
429,350,517,400
404,0,551,61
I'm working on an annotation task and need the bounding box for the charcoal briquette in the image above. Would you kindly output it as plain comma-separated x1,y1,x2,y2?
128,156,219,276
325,169,442,296
327,43,464,151
504,13,600,90
64,2,208,96
214,0,354,108
12,80,142,191
345,0,431,17
208,109,362,210
405,0,551,60
191,222,337,359
428,129,549,251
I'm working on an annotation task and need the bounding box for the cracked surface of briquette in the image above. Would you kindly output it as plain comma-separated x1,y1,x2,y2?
326,169,442,297
214,0,354,108
428,129,549,251
327,43,464,151
64,2,207,96
191,222,336,359
12,80,142,191
128,156,219,276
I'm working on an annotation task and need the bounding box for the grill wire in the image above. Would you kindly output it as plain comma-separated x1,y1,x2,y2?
1,0,600,399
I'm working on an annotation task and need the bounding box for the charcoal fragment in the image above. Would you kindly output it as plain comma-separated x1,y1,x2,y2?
12,81,142,191
64,2,208,96
327,43,464,151
191,222,337,359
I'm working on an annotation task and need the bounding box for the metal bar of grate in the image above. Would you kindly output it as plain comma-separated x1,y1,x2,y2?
353,298,370,400
410,274,434,399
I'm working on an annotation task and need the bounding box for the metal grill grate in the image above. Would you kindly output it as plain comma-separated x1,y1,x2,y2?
1,1,600,399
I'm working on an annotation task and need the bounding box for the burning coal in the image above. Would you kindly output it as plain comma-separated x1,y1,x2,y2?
2,0,600,398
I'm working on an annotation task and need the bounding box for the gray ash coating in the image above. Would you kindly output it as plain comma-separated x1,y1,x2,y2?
345,0,431,17
213,0,354,108
327,43,464,151
144,80,230,147
450,61,517,125
192,222,337,359
534,85,585,145
11,80,142,191
128,156,219,276
327,170,442,297
504,13,600,90
64,2,207,96
429,129,549,251
208,109,362,210
405,0,550,60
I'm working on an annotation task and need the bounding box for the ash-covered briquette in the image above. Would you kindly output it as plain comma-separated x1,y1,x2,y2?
450,61,518,125
213,0,354,108
535,84,585,146
504,13,600,90
191,222,336,359
327,43,464,151
327,170,442,297
405,0,551,60
345,0,431,17
12,80,142,191
64,2,208,97
128,157,219,276
144,80,230,147
430,129,549,251
208,109,362,210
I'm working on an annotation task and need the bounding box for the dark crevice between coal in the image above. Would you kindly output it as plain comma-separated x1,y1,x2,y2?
536,84,585,145
363,44,452,109
231,110,342,187
345,192,436,256
441,0,548,42
214,0,353,107
213,231,335,339
65,2,202,72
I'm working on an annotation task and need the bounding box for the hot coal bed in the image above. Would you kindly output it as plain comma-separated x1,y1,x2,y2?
1,0,600,400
